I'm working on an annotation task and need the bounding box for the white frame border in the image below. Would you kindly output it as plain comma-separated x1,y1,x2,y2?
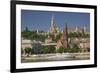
16,4,94,69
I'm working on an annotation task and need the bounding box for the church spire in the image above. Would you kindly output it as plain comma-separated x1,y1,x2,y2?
56,22,69,49
75,26,78,32
65,22,68,35
61,22,69,48
49,14,59,37
51,14,54,28
50,14,56,34
83,25,86,33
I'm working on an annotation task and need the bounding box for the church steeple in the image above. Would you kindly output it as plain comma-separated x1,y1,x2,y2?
50,14,56,30
62,23,69,48
75,26,78,32
56,22,69,49
82,25,86,34
25,26,29,32
83,25,86,33
49,14,59,36
51,14,54,28
65,23,68,36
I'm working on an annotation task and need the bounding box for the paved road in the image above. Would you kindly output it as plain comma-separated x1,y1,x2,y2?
21,53,90,63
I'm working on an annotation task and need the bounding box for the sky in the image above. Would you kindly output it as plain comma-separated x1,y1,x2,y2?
21,10,90,32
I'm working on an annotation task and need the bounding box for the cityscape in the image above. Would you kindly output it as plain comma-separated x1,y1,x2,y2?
21,10,90,63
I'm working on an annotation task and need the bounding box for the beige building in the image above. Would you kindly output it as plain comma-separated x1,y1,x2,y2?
21,39,33,49
45,35,53,44
79,38,90,52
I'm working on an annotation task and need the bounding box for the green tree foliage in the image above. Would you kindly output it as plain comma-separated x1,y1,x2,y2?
41,46,56,54
21,48,24,55
22,30,47,42
22,31,34,39
73,44,81,52
24,47,32,56
31,34,47,42
57,47,64,53
57,45,81,53
69,32,89,38
41,46,49,54
53,33,61,42
57,46,68,53
49,46,56,53
68,44,81,53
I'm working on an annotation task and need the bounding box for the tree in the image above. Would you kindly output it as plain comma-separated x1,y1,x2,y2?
21,48,24,55
24,47,32,56
49,46,56,53
53,33,61,42
56,45,81,53
68,44,81,53
68,31,90,38
41,46,56,54
57,46,65,53
41,46,49,54
73,44,81,52
22,31,33,39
